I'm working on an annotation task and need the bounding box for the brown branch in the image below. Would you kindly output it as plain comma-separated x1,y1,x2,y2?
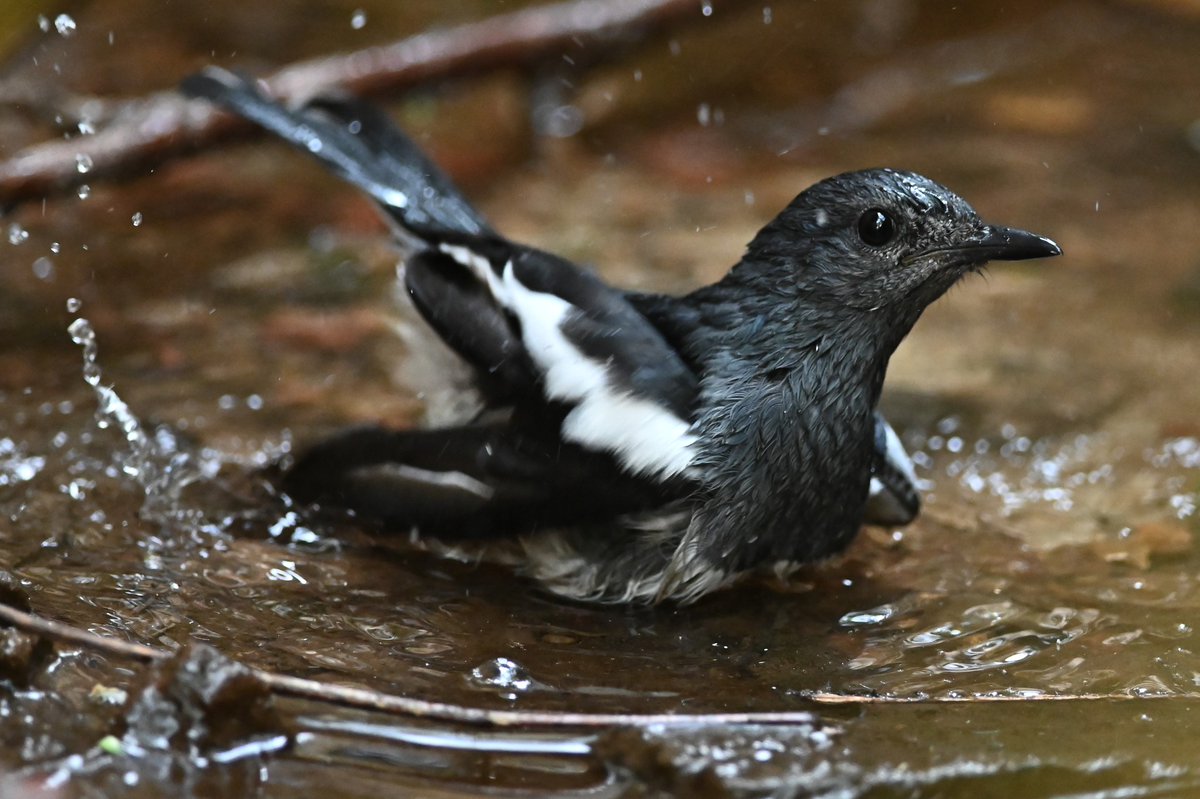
0,0,714,207
0,600,169,663
0,602,1180,738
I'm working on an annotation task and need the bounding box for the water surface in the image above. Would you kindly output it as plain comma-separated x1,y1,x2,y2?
2,1,1200,795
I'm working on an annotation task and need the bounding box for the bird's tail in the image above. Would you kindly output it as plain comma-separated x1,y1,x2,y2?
181,67,493,241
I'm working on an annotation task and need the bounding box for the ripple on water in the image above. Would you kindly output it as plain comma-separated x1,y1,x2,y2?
841,596,1114,695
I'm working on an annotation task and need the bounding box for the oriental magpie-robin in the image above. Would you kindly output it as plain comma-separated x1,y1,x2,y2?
183,68,1061,604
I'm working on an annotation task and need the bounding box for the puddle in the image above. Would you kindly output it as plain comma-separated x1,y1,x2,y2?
3,0,1200,795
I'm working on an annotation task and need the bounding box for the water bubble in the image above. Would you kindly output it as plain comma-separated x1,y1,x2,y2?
32,257,54,281
78,120,95,135
8,224,29,245
633,68,643,82
763,6,773,24
77,184,91,200
50,242,61,254
75,153,93,174
37,15,50,32
700,0,713,16
350,9,367,29
66,297,82,313
131,212,143,227
54,14,76,36
697,103,711,126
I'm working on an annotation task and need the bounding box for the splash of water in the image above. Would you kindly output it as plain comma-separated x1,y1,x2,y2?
67,317,213,527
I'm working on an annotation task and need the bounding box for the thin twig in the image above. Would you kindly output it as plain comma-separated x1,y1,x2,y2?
0,0,711,206
0,601,168,663
804,691,1163,704
0,602,1181,735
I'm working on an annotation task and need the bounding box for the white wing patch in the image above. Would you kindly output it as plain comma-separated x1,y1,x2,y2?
879,419,917,486
866,420,920,524
438,243,697,480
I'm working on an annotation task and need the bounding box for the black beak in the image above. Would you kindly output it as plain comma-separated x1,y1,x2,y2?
968,225,1062,262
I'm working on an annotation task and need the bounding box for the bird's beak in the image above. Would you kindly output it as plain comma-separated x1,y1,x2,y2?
964,225,1063,262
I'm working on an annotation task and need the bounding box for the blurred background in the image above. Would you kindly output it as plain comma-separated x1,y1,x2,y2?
2,1,1200,796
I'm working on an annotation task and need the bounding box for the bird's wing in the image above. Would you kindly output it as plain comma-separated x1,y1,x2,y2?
283,424,679,538
426,236,701,480
184,67,701,484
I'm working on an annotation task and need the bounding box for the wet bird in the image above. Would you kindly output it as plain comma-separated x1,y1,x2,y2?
183,68,1061,604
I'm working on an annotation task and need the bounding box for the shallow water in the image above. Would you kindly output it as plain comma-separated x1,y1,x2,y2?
3,0,1200,796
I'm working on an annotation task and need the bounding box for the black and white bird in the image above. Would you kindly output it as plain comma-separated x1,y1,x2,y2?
183,68,1061,604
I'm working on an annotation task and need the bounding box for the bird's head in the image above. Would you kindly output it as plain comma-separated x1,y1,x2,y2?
743,168,1061,318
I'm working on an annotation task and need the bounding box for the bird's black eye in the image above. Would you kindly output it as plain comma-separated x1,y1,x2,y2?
857,208,896,247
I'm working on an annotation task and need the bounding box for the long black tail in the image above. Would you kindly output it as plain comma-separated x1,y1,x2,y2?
181,67,492,240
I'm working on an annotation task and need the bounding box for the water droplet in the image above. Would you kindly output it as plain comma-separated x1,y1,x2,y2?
8,224,29,245
350,9,367,29
32,257,54,281
54,14,77,36
75,153,93,174
66,297,82,313
533,104,584,138
697,102,711,126
840,604,895,626
131,212,143,227
78,120,95,135
67,317,91,345
763,5,773,24
77,184,90,200
470,657,535,692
